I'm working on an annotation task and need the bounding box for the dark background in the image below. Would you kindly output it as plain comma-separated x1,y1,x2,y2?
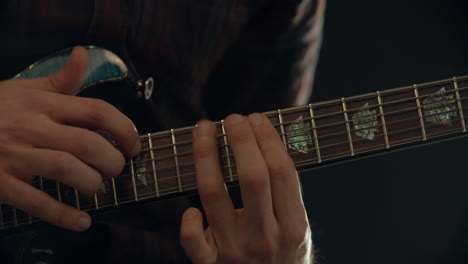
304,1,468,264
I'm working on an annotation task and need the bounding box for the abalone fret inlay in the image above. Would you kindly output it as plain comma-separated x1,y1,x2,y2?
422,87,458,126
351,102,379,141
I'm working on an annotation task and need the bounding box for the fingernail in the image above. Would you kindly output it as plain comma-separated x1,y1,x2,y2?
131,138,142,156
249,113,265,125
184,208,198,220
195,121,211,137
226,114,245,125
77,214,91,231
132,122,138,134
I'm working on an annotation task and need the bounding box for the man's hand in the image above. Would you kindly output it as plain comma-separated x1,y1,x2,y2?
0,47,140,232
181,114,313,263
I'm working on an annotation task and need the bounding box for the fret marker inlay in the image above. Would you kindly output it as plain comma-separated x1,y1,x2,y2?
351,103,379,141
422,87,458,126
286,115,313,154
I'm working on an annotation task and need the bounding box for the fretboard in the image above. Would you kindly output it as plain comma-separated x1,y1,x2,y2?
2,75,468,230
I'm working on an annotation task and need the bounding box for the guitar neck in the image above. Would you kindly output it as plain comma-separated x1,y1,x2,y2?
2,75,468,230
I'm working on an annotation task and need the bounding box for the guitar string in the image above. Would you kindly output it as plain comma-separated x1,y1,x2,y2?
31,116,467,199
136,105,462,159
57,93,463,171
89,107,462,178
26,92,466,189
4,125,468,226
143,87,468,142
30,107,467,193
2,123,465,230
133,94,468,155
30,107,467,191
3,85,468,226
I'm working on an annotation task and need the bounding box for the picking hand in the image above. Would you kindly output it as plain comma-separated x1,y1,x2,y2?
181,114,313,264
0,47,140,232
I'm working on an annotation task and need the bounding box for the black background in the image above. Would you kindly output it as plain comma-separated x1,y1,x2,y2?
304,1,468,264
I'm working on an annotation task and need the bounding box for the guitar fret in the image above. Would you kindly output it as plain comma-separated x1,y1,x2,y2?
413,84,427,141
377,91,390,149
308,104,322,163
277,110,288,150
453,77,466,132
1,72,465,232
111,178,118,206
74,189,81,209
93,194,99,209
56,181,62,203
12,207,17,227
0,204,3,230
341,98,355,156
39,176,44,191
221,120,234,182
148,134,160,197
171,129,183,192
130,158,139,201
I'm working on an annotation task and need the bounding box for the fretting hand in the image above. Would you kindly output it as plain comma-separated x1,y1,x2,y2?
181,114,313,263
0,47,140,232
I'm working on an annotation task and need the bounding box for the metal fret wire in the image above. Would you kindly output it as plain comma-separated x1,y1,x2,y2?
128,93,468,156
29,97,468,189
31,114,468,197
139,84,468,142
3,124,467,229
102,97,468,162
4,81,468,228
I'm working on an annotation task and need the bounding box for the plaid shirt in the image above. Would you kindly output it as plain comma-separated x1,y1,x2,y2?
0,1,325,261
1,0,325,130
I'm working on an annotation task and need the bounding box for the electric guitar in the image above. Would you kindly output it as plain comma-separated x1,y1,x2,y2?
0,46,467,263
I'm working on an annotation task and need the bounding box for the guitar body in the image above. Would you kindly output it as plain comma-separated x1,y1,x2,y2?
0,47,203,264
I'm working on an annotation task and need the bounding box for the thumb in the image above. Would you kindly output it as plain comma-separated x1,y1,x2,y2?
180,208,216,263
43,46,89,95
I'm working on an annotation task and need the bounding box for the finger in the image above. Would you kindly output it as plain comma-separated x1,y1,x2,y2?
247,113,306,224
0,176,91,232
180,208,216,264
193,120,235,235
13,147,102,197
31,122,126,178
12,46,89,94
43,94,140,156
223,114,275,227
